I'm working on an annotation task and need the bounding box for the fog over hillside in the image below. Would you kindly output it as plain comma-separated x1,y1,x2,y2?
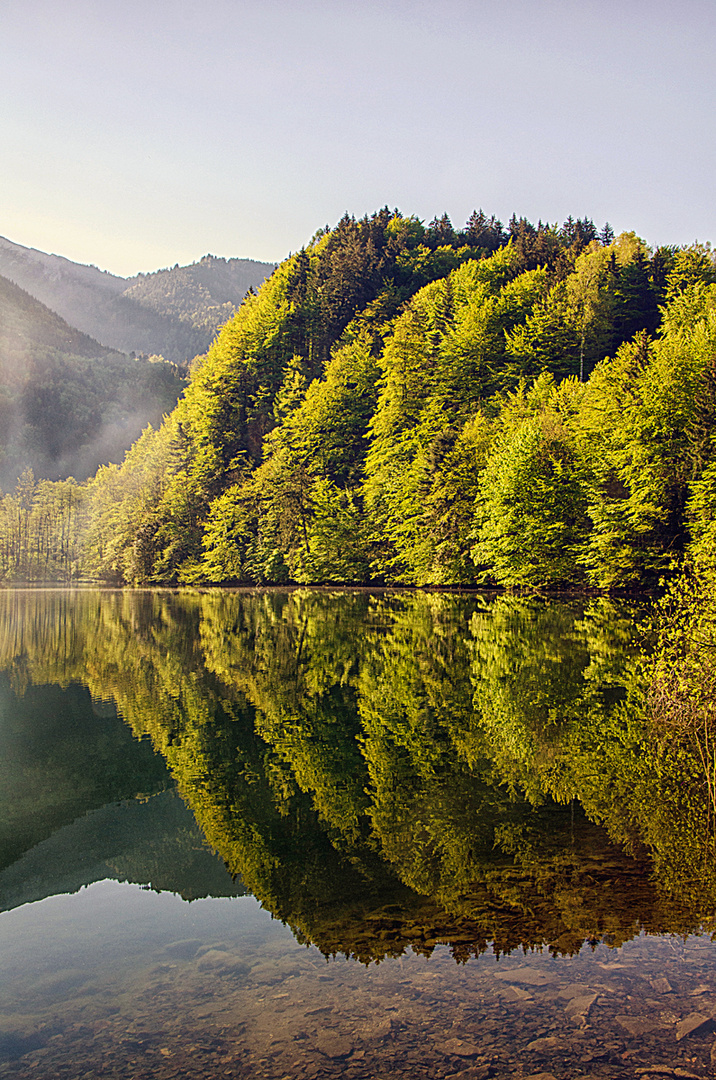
0,273,186,487
0,236,275,364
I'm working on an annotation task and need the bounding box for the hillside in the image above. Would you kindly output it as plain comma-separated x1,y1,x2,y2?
2,207,716,597
124,254,278,333
0,272,121,381
73,209,716,591
0,273,186,487
0,236,275,364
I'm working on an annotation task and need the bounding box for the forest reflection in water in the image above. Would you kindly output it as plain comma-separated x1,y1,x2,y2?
1,587,716,1080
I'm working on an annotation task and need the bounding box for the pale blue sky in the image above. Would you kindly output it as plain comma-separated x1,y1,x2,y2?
1,0,714,276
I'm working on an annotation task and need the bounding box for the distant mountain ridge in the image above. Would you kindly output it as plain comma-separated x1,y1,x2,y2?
0,236,276,364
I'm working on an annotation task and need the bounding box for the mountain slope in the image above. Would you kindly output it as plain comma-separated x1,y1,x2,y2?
124,254,277,331
0,273,186,486
0,271,122,380
73,208,715,593
0,236,275,364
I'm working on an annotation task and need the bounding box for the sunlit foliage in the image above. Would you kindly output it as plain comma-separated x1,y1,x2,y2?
2,211,715,593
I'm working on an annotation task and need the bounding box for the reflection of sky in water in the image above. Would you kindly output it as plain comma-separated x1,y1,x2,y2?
2,881,716,1079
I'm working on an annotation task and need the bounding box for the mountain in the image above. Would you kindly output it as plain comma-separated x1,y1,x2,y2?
0,272,186,487
0,271,122,381
6,208,716,597
0,236,275,364
60,208,715,593
124,253,277,333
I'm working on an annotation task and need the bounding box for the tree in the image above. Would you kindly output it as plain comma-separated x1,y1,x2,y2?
472,377,591,588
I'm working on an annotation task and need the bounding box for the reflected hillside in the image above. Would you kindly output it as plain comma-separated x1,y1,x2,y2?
0,588,714,961
0,673,170,869
0,789,245,912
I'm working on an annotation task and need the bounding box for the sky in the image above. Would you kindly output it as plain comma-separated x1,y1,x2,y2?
1,0,714,277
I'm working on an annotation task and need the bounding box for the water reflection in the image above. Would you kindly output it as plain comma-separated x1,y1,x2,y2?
0,588,714,963
0,789,245,910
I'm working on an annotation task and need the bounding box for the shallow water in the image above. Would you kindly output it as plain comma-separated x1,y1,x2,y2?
1,588,715,1078
2,881,716,1079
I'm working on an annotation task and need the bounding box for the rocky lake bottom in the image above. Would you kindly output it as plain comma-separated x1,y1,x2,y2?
2,882,716,1080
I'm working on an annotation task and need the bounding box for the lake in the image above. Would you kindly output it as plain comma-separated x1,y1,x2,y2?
1,587,715,1080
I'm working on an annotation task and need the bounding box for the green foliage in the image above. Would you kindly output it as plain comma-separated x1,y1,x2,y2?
505,232,661,384
0,470,87,581
472,379,591,588
664,244,716,301
195,337,379,583
362,248,549,583
7,209,716,593
576,282,716,587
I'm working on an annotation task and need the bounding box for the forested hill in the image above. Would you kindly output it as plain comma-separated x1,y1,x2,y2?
123,254,278,337
3,208,716,595
0,236,275,364
0,273,186,488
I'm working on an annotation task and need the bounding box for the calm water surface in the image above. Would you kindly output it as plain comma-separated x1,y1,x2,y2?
1,588,715,1080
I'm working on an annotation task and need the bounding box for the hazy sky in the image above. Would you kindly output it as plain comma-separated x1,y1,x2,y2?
2,0,714,276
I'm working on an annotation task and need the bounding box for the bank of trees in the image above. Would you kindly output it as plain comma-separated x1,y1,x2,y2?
0,471,86,581
1,209,715,593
